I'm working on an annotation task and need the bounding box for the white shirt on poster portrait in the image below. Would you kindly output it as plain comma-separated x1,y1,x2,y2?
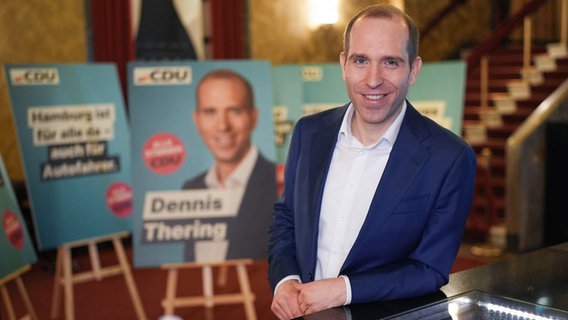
194,146,258,262
203,145,259,212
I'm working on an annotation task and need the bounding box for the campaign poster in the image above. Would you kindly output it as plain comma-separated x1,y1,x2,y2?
4,64,132,250
129,61,277,267
272,66,303,164
272,61,467,164
408,60,467,136
0,153,37,279
272,64,349,163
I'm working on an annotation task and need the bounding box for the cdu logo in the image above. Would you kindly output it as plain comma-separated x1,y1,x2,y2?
134,66,192,85
10,68,60,85
301,66,323,81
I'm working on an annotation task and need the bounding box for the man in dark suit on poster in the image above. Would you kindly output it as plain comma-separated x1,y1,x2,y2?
182,69,277,261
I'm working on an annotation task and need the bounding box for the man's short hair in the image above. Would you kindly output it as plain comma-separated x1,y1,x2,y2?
343,4,420,65
196,69,255,109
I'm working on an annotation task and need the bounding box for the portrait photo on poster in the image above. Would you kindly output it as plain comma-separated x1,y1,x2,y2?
129,61,277,267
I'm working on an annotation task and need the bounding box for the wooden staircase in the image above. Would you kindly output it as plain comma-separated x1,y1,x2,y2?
462,43,568,242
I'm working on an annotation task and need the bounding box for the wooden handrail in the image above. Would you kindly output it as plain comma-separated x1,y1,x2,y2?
465,0,551,70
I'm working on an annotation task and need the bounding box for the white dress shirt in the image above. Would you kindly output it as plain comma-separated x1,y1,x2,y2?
316,102,406,304
274,102,407,303
203,145,259,212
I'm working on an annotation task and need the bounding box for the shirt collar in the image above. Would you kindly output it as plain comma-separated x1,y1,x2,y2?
204,145,258,188
339,100,407,148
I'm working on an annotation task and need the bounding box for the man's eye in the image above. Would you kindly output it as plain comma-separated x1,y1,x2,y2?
383,59,401,68
354,58,366,64
228,108,244,115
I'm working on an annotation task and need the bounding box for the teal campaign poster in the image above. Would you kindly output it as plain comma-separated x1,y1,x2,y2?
4,64,132,250
272,66,303,164
272,64,349,163
408,60,467,136
129,61,277,267
272,61,467,165
0,153,37,279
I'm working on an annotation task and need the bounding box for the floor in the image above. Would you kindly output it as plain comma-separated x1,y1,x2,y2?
1,240,507,320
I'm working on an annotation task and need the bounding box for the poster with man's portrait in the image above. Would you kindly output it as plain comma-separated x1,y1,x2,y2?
128,60,276,267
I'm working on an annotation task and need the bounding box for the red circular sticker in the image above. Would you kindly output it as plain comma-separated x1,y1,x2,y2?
143,133,185,175
106,182,133,218
3,210,24,249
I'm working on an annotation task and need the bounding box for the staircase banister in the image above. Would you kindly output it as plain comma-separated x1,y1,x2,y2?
465,0,551,70
508,78,568,150
506,77,568,252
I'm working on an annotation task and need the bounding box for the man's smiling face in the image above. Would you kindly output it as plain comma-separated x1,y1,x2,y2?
340,15,421,133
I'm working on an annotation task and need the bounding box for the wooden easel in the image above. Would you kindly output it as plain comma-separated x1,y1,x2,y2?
161,259,256,320
0,265,38,320
50,231,147,320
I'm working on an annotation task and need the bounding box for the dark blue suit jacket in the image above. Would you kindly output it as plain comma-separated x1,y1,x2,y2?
268,102,476,304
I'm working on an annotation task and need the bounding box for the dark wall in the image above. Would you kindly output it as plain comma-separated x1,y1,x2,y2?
545,123,568,246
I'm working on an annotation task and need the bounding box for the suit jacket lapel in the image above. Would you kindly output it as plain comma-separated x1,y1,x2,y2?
304,107,346,260
309,114,343,196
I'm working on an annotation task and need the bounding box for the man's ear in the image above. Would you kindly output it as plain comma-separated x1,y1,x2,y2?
251,107,259,130
409,56,422,86
339,51,347,81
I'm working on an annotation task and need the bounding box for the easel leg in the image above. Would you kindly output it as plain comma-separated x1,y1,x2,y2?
15,276,38,320
1,265,38,320
112,236,148,320
50,247,63,319
1,284,17,320
51,249,62,319
236,264,257,320
88,241,102,280
62,244,75,320
163,268,178,315
160,260,256,319
202,265,214,320
49,232,145,319
50,245,74,320
217,265,228,287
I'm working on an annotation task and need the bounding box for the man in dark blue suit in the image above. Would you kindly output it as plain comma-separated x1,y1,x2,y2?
268,4,476,319
182,69,277,261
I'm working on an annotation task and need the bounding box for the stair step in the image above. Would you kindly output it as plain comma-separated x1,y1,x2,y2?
463,108,535,123
464,104,536,114
466,79,523,88
471,197,505,217
489,45,547,55
466,77,567,91
468,58,568,78
475,160,506,177
463,44,567,237
486,124,518,137
469,67,524,78
465,91,555,105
